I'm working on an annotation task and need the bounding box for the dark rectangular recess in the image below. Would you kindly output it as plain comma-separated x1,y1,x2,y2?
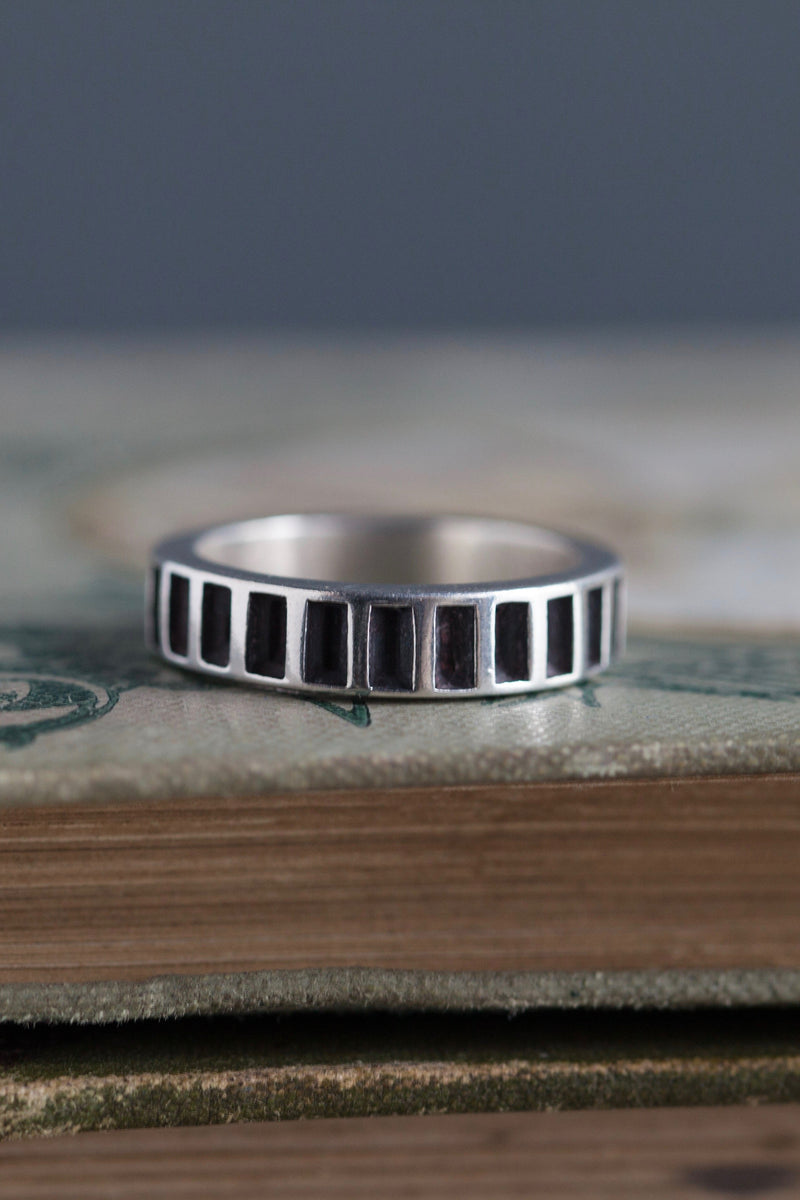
304,600,348,687
201,582,232,667
547,594,574,677
494,602,530,683
435,605,476,690
369,606,414,691
246,592,287,678
150,566,161,646
168,574,190,657
586,587,603,669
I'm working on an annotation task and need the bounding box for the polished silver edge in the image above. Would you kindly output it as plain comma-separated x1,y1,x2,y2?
147,515,625,699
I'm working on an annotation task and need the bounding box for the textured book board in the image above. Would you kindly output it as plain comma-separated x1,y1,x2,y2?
2,626,799,803
1,1008,800,1138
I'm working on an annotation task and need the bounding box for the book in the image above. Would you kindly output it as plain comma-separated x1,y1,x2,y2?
1,333,798,1028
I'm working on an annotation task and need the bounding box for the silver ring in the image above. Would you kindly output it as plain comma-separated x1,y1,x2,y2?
147,514,625,699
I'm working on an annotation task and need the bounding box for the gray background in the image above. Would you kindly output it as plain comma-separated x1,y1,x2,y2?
2,1,799,331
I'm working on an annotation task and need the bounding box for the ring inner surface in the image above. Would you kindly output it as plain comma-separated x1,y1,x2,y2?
196,517,580,587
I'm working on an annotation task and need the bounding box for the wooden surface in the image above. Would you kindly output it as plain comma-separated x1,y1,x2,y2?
1,1106,800,1198
1,775,799,984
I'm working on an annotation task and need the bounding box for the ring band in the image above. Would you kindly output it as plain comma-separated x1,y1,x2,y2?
147,514,625,699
